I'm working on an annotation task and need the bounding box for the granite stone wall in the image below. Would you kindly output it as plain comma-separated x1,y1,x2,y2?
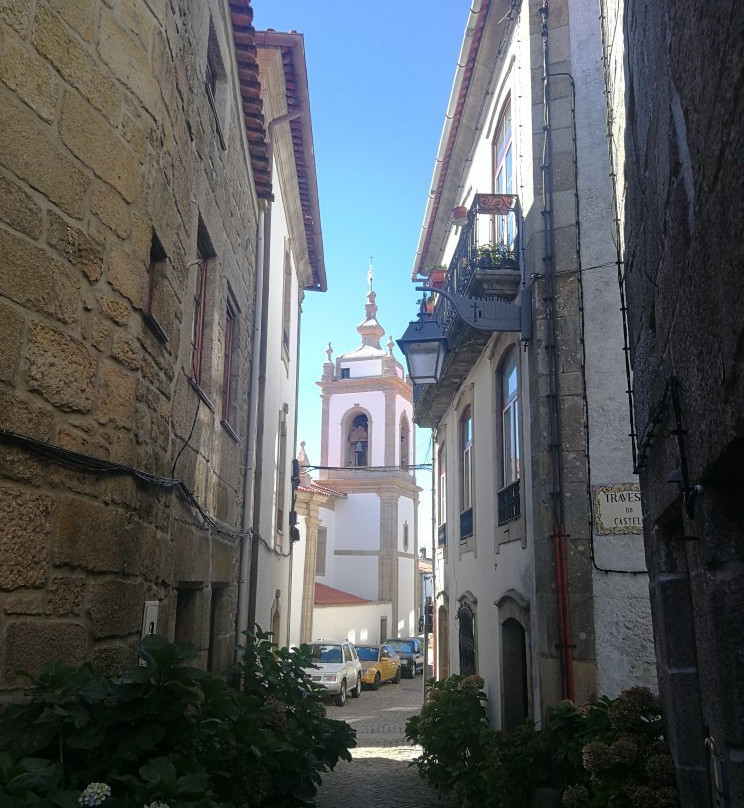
0,0,258,687
623,1,744,804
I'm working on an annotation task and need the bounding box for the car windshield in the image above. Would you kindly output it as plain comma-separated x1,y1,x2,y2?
356,647,380,662
307,644,342,663
387,640,414,653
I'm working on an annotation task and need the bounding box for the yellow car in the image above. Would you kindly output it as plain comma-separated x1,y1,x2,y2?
357,644,402,690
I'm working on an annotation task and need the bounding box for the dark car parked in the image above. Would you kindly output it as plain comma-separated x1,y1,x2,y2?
384,637,424,678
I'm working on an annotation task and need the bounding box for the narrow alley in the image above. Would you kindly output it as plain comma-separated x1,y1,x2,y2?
316,676,455,808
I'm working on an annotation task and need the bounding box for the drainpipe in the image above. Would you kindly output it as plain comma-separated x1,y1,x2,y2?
236,202,266,658
539,2,574,702
245,109,304,635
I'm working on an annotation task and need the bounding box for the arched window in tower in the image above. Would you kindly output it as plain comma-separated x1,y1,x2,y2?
400,415,410,468
347,413,369,467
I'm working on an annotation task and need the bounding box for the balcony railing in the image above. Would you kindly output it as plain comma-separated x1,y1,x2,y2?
426,193,520,338
498,479,521,525
460,507,473,540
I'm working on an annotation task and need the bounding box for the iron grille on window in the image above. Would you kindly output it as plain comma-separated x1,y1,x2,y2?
498,479,520,525
458,603,476,676
460,507,473,540
438,523,447,547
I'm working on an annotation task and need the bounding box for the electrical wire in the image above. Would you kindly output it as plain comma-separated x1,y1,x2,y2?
0,427,250,541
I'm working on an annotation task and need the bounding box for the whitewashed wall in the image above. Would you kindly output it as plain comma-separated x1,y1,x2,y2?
313,602,392,646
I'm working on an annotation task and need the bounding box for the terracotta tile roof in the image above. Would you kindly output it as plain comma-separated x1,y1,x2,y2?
254,31,327,292
413,0,491,277
228,1,272,199
297,481,346,497
315,582,371,606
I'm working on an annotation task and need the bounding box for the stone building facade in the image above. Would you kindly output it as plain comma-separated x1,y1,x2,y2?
0,0,271,686
402,0,656,728
620,1,744,804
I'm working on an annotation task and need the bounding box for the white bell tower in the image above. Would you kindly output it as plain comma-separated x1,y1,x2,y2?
312,283,420,638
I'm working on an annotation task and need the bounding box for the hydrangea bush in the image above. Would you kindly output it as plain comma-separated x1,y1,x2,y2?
0,630,355,807
406,681,679,808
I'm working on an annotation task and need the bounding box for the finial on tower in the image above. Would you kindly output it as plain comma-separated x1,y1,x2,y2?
325,342,333,363
367,257,373,291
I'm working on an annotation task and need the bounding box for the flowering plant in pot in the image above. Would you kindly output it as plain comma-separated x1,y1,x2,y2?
475,244,505,268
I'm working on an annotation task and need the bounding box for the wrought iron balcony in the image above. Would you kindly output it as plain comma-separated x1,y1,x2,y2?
412,193,522,428
497,479,521,525
460,507,473,540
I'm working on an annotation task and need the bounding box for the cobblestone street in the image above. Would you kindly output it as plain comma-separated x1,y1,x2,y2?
316,674,456,808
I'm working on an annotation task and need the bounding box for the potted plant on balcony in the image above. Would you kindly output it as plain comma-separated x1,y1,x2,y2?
475,244,505,268
451,205,469,227
423,264,448,289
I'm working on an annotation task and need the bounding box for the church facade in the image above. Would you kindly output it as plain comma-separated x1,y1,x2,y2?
290,287,420,646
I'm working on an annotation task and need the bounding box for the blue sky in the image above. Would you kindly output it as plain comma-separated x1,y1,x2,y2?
256,1,468,532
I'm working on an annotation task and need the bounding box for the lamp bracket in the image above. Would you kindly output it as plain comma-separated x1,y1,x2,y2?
416,285,522,332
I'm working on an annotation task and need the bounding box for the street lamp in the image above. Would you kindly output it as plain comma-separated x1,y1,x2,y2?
397,285,529,386
396,304,448,385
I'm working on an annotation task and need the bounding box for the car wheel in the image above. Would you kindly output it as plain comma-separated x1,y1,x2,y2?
393,667,401,684
408,665,416,679
372,672,381,691
351,674,362,698
334,680,347,706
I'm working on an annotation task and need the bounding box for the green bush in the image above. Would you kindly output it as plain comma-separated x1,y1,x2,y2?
406,680,678,808
0,630,355,808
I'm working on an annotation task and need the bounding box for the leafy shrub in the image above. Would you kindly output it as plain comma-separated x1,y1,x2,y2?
0,630,355,807
406,681,678,808
405,675,492,803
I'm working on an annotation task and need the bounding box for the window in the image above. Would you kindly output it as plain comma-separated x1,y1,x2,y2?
347,413,368,467
315,527,327,575
281,246,292,361
461,407,473,510
460,406,473,539
498,351,521,525
492,98,515,248
145,232,168,343
341,367,350,379
457,601,476,676
205,20,226,149
221,295,239,431
403,521,409,552
400,415,410,467
276,408,288,545
437,443,447,547
191,248,208,386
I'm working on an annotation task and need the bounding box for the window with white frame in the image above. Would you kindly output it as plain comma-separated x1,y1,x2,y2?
493,97,514,248
281,244,292,361
461,406,473,513
502,351,519,485
438,444,446,527
498,350,521,525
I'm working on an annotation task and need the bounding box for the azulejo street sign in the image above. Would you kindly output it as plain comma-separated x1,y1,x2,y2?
593,483,643,535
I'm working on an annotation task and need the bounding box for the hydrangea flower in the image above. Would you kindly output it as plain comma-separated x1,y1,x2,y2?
79,782,112,806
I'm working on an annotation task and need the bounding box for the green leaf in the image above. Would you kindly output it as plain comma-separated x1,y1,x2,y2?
140,756,177,784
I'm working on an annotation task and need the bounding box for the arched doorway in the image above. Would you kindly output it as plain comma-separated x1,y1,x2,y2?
501,617,528,732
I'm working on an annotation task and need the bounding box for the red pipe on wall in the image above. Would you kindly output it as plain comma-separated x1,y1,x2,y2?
553,523,575,702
